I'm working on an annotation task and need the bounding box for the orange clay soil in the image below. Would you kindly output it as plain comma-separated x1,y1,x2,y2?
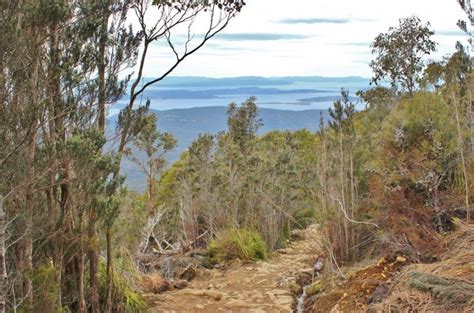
309,255,408,312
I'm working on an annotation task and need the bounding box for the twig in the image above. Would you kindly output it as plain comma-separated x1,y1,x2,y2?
330,196,380,228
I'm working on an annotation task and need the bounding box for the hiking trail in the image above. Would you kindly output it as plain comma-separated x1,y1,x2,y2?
146,224,322,312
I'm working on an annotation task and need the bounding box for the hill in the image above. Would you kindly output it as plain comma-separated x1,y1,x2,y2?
107,106,328,190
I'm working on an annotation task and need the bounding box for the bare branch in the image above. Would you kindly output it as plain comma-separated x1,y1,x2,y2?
330,196,380,228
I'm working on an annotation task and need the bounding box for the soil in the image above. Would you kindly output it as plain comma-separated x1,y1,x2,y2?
144,225,322,312
307,255,408,312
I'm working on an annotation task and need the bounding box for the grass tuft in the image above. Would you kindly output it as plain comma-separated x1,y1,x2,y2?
208,228,269,263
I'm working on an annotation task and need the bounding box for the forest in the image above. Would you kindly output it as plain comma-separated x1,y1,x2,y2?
0,0,473,312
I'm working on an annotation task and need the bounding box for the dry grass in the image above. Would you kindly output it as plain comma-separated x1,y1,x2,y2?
309,222,474,312
140,274,170,294
372,222,474,312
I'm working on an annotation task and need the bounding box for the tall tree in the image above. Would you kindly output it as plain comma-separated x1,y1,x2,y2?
227,97,263,153
126,113,177,208
370,16,437,94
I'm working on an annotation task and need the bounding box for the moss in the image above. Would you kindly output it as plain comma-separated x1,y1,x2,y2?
208,228,269,263
306,280,324,296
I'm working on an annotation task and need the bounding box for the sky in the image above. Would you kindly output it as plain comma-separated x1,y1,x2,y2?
141,0,469,78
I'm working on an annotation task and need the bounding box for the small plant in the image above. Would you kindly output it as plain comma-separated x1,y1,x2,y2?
208,228,269,263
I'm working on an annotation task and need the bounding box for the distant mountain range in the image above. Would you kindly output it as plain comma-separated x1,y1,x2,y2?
144,87,329,100
108,75,370,190
144,75,369,88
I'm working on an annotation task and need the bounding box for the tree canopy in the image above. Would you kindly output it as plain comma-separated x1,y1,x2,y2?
370,16,437,94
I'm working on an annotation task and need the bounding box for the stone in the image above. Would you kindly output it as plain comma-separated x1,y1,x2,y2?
180,289,224,301
274,297,293,307
368,284,389,304
179,264,196,281
396,256,407,263
172,280,188,290
225,299,256,307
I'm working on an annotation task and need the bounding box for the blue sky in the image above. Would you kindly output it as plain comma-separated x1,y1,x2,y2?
141,0,469,78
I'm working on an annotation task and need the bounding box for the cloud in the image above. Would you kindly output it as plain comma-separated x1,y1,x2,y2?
352,50,372,56
204,43,256,51
342,42,372,47
354,60,370,65
275,17,375,24
215,33,311,41
435,30,465,36
277,17,350,24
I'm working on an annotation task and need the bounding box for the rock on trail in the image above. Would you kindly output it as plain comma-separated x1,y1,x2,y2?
146,224,321,312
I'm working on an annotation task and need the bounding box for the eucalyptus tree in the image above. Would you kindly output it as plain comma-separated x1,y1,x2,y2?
127,113,177,207
227,97,263,154
370,16,437,94
0,1,53,309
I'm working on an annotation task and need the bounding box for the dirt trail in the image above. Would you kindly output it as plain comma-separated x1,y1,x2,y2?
146,225,321,312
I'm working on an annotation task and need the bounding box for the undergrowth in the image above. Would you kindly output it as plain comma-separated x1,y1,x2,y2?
98,259,147,312
208,228,269,263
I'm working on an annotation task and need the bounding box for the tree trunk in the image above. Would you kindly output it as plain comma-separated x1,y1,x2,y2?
23,40,40,308
97,0,109,131
23,192,33,309
46,24,64,309
469,80,474,157
90,3,111,311
76,213,86,313
452,92,471,222
88,211,100,313
338,128,349,261
45,159,62,309
147,158,153,211
104,226,113,313
0,197,6,313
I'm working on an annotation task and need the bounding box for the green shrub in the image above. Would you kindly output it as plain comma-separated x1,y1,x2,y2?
208,228,269,263
98,259,147,313
32,264,60,312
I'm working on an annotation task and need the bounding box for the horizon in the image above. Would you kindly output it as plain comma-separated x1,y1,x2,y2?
108,75,369,116
140,74,370,79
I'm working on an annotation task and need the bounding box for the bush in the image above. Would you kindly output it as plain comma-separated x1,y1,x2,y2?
32,264,60,313
374,92,459,256
208,228,269,263
98,259,147,313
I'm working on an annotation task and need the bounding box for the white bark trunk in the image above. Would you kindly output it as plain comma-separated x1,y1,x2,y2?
0,196,7,313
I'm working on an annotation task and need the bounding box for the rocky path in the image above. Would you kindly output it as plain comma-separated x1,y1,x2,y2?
147,225,321,312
